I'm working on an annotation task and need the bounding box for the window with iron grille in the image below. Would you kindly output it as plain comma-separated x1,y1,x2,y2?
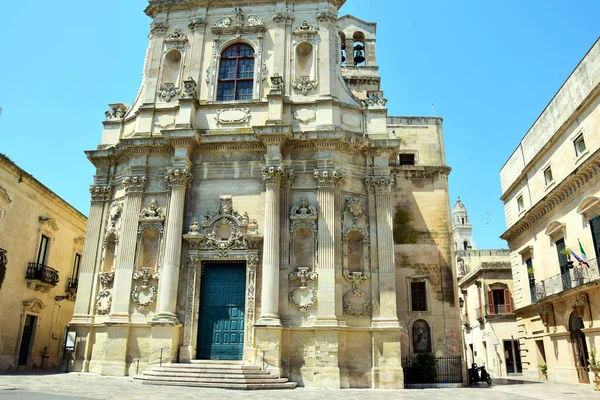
216,43,255,101
411,281,427,311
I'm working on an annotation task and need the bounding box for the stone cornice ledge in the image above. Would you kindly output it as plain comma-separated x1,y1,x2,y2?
501,150,600,243
391,165,451,179
86,137,169,166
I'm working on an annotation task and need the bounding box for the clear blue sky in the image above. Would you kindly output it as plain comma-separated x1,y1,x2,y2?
0,1,598,249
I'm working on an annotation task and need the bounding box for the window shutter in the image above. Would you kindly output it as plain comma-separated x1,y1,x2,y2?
487,291,495,315
504,289,513,314
590,216,600,260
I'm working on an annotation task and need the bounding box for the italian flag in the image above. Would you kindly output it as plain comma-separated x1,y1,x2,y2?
578,239,589,267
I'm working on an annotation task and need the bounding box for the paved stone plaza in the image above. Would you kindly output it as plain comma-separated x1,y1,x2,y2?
0,373,599,400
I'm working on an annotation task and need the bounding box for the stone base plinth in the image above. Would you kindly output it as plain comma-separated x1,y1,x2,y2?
255,326,283,377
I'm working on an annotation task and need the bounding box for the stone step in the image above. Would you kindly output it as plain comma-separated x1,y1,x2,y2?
138,375,291,384
151,367,267,374
142,371,275,379
189,360,244,365
161,363,262,370
140,379,298,390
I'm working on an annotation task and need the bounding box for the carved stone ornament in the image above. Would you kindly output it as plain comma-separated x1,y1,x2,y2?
123,176,147,194
272,9,293,24
316,11,337,24
269,74,283,95
342,270,371,316
261,165,285,185
343,197,368,235
23,298,46,314
165,28,187,42
150,21,168,36
212,7,266,35
248,15,265,26
314,170,343,188
182,77,197,99
158,83,180,102
104,202,123,243
292,76,317,95
131,269,160,310
245,255,259,342
188,219,201,234
290,198,318,222
96,271,114,315
105,103,126,120
90,185,112,202
165,168,192,188
188,18,205,30
365,177,393,194
363,92,388,109
289,267,318,312
293,20,319,34
140,199,165,220
215,108,251,124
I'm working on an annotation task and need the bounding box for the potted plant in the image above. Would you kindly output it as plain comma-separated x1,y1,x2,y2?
560,248,574,269
590,350,600,391
538,363,548,380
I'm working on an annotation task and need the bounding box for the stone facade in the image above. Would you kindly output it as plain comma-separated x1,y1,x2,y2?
69,0,461,388
0,155,87,370
500,38,600,384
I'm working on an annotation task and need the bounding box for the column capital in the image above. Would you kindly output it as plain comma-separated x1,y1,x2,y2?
314,170,343,188
123,176,147,194
165,168,192,189
365,177,393,194
261,165,285,186
89,185,112,202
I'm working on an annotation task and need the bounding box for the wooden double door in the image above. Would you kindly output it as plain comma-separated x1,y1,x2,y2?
196,261,246,360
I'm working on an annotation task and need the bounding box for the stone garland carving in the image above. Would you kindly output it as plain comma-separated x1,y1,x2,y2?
314,170,343,188
292,76,317,96
158,82,180,102
131,269,160,310
90,185,112,202
363,92,388,109
262,166,286,185
105,103,126,120
140,199,164,220
245,255,258,343
123,176,147,194
215,108,251,124
289,267,318,312
293,20,319,33
342,270,371,316
211,7,266,34
165,28,187,42
290,198,318,221
96,271,114,315
182,77,197,99
365,177,393,194
165,168,192,188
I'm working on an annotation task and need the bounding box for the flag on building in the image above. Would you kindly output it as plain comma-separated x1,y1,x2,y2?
569,246,589,267
578,239,589,266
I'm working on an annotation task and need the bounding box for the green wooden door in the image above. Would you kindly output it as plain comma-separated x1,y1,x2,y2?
196,261,246,360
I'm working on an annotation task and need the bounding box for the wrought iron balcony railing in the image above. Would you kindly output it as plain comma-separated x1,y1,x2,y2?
534,258,599,302
26,262,59,286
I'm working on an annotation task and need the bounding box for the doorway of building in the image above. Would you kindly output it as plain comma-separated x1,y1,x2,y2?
569,312,590,383
503,340,523,374
18,314,37,365
196,260,246,360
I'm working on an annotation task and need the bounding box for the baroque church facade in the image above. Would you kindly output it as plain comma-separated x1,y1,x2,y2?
70,0,461,389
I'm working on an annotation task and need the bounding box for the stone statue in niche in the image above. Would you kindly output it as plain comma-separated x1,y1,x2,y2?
289,197,318,270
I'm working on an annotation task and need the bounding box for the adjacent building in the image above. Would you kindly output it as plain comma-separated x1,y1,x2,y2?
0,154,87,370
500,38,600,384
454,199,520,378
68,0,462,389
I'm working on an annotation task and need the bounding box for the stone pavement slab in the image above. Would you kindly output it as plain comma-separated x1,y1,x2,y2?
0,373,599,400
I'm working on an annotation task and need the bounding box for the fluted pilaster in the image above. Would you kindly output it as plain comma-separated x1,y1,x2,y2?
110,176,147,322
258,166,284,325
73,185,112,320
366,177,399,327
315,170,342,324
154,168,192,324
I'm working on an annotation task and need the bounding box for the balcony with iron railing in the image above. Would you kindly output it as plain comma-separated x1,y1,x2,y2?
533,258,599,302
475,304,514,322
26,262,59,292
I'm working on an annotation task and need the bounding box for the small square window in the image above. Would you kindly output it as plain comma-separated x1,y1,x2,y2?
544,166,554,186
399,154,415,166
517,195,524,212
574,134,586,156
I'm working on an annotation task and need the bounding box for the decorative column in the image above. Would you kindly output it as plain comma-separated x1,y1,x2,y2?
180,252,200,362
154,168,192,324
109,176,146,322
366,177,399,327
279,170,294,319
257,165,285,326
314,170,343,325
72,185,112,322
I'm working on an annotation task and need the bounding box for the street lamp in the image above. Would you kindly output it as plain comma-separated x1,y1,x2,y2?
459,297,465,310
539,303,553,327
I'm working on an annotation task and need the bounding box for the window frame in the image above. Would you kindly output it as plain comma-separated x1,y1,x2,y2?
573,133,587,158
72,253,81,279
216,42,255,102
37,235,50,266
410,281,427,312
517,194,525,213
408,278,430,313
543,165,554,187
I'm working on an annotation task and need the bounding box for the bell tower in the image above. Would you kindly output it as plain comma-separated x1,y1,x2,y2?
452,197,475,251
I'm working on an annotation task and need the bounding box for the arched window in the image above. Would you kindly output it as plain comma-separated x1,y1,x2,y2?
413,319,431,353
352,31,366,66
463,240,468,250
217,43,255,101
339,31,347,66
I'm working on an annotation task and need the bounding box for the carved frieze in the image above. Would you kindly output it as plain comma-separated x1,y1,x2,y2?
96,271,114,315
123,176,147,194
289,267,318,312
211,7,267,35
215,108,250,124
131,269,159,310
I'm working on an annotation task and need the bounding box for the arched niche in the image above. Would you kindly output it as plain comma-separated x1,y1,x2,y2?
162,48,182,87
412,319,432,354
102,233,117,272
294,41,315,81
291,225,316,270
137,228,161,271
344,229,367,273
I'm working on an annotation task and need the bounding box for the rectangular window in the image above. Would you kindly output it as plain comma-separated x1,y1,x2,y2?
590,215,600,260
517,195,524,212
526,258,535,302
543,166,554,186
411,281,427,311
72,254,81,278
574,134,586,156
37,235,49,265
398,154,415,166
